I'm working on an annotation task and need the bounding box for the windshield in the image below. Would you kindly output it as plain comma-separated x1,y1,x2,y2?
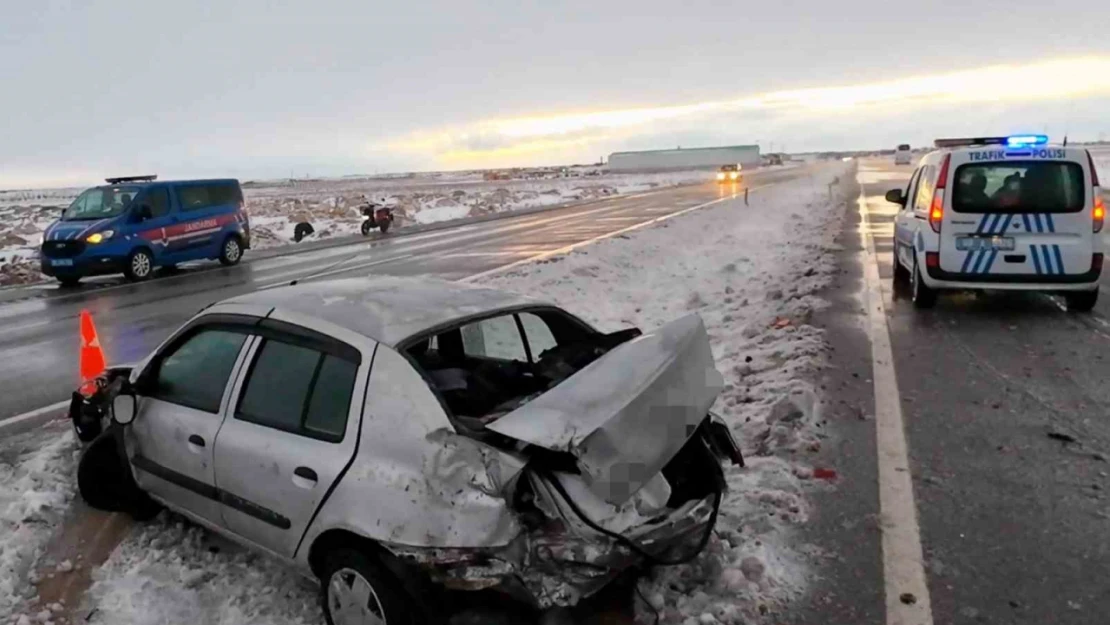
951,161,1085,214
62,185,142,221
897,144,911,151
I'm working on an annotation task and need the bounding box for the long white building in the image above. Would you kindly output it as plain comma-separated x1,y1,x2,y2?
608,145,761,171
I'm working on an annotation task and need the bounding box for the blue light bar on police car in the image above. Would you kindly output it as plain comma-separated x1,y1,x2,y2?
1005,135,1048,148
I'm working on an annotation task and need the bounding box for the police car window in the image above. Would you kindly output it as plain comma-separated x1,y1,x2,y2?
236,339,356,442
152,329,247,413
146,188,170,218
904,168,924,210
177,186,211,212
913,166,935,212
952,162,1085,214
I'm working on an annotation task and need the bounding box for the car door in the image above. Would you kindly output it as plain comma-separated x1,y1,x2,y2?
895,167,924,270
130,185,178,264
212,319,369,558
126,323,253,526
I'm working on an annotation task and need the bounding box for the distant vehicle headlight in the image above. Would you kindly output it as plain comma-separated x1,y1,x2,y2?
716,172,726,180
86,230,115,244
730,172,739,179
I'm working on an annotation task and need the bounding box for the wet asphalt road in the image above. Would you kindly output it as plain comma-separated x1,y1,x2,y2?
850,159,1110,625
0,166,811,422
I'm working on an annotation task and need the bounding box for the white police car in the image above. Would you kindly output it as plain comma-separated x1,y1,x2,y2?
886,135,1105,310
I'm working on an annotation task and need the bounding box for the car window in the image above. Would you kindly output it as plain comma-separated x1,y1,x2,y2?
951,161,1085,214
152,329,248,413
176,183,241,212
519,312,558,360
236,338,357,442
460,315,526,361
904,168,923,212
141,187,171,219
913,165,936,213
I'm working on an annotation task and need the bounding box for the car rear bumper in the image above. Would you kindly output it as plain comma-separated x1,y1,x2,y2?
925,264,1101,290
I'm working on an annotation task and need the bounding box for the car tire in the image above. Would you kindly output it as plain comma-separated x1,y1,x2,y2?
911,256,937,309
77,431,162,520
124,249,154,281
58,276,81,287
1064,288,1098,312
319,548,422,625
219,235,243,266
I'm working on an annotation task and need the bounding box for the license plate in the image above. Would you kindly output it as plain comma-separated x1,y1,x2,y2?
51,259,74,267
956,236,1015,252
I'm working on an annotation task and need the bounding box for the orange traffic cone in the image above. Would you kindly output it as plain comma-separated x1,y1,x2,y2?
79,309,107,384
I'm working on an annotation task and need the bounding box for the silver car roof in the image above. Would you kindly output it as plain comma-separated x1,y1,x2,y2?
219,275,547,347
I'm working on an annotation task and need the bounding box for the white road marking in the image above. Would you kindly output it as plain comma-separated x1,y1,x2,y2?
0,399,71,434
256,253,415,289
857,175,935,625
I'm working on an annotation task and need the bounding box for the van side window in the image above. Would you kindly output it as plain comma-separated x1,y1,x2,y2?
147,188,171,218
913,165,936,213
176,183,241,212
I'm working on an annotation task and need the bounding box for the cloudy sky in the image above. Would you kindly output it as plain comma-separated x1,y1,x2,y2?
2,0,1109,188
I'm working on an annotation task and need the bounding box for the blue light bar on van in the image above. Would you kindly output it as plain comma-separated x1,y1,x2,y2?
1005,135,1048,148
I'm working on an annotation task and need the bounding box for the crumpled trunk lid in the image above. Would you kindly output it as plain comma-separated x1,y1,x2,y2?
486,313,723,506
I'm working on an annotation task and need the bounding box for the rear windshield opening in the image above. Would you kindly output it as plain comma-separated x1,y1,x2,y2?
952,161,1085,214
897,144,911,151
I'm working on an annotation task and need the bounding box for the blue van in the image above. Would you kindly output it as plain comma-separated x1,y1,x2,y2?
40,176,251,285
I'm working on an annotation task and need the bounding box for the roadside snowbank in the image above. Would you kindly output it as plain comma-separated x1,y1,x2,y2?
482,165,851,623
0,423,79,621
77,164,851,624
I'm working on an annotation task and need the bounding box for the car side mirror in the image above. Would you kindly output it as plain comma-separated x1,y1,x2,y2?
112,394,137,426
885,188,906,206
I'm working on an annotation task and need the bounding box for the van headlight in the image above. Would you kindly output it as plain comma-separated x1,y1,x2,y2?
716,172,726,180
86,230,115,244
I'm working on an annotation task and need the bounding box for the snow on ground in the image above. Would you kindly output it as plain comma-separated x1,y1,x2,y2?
481,164,851,623
0,422,80,621
74,162,851,625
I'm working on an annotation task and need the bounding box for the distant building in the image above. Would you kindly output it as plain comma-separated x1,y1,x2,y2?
608,145,761,171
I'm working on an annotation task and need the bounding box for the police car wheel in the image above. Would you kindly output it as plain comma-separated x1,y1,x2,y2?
125,250,154,281
219,236,243,266
911,258,937,309
1064,288,1098,313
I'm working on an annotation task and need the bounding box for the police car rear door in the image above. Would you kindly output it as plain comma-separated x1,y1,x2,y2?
940,139,1092,278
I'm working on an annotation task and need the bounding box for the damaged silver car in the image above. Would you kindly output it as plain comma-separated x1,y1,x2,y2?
75,275,743,624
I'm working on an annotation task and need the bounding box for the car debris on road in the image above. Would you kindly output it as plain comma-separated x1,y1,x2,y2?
70,275,744,624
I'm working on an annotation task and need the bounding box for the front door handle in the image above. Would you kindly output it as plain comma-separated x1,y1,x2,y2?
293,466,318,489
187,434,205,447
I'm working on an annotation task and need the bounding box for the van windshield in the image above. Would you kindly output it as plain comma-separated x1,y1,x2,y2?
951,162,1085,214
62,186,142,221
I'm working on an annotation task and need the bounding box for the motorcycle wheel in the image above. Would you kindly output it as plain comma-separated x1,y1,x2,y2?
361,220,373,236
379,221,390,234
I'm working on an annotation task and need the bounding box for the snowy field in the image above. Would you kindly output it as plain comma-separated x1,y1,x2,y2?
2,163,854,624
0,167,720,286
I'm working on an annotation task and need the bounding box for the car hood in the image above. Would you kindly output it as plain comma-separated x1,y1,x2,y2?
486,313,723,506
44,219,112,241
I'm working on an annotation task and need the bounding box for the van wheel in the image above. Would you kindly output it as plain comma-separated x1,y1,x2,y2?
320,548,422,625
219,236,243,266
911,257,937,309
124,249,154,281
1064,288,1098,312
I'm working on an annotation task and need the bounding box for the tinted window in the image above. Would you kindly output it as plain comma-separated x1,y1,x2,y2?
236,339,357,442
177,183,241,212
145,187,171,218
461,315,526,361
952,162,1085,214
153,330,247,413
519,312,558,360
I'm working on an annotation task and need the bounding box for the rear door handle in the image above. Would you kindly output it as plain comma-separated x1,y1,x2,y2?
187,434,206,452
293,466,318,489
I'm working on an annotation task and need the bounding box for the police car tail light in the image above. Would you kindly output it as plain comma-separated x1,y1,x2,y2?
928,154,951,233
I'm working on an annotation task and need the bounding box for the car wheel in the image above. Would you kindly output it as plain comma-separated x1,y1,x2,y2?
219,236,243,266
77,432,162,520
320,548,421,625
58,276,81,287
911,256,937,309
1064,288,1098,312
124,249,154,281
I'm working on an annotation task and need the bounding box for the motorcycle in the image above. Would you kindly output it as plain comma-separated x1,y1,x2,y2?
359,198,394,235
